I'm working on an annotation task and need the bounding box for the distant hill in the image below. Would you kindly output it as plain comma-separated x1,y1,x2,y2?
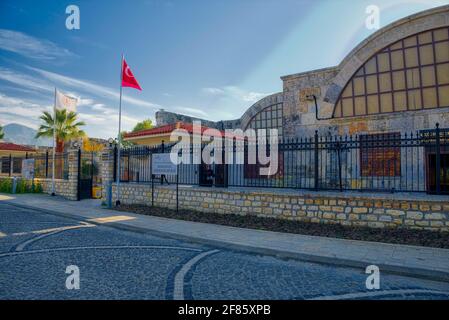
2,123,52,147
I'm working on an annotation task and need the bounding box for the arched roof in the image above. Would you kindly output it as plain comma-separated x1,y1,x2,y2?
240,92,283,130
324,5,449,105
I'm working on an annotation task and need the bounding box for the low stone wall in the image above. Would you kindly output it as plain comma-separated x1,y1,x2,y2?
0,176,77,201
34,178,77,201
110,183,449,232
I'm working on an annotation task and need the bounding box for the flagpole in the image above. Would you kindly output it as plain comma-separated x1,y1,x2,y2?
116,54,124,206
51,87,56,196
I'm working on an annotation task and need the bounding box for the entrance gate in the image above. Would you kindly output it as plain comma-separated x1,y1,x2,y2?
77,150,100,200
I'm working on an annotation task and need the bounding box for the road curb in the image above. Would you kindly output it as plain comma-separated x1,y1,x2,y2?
4,200,449,283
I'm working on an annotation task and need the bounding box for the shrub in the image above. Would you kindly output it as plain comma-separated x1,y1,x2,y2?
0,178,43,194
33,182,43,193
0,178,12,193
16,179,29,193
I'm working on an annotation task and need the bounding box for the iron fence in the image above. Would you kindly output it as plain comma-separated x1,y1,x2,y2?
0,152,69,180
115,125,449,195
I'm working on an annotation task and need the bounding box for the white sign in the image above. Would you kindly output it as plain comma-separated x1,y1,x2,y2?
152,153,178,175
22,159,35,180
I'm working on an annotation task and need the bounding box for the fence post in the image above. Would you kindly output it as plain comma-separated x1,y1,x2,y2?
8,154,12,177
127,149,130,182
77,148,81,201
314,131,319,190
337,140,343,192
435,123,441,195
161,140,165,185
45,151,49,178
113,145,117,182
100,146,116,205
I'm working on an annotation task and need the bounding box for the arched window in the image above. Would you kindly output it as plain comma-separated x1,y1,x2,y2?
243,103,284,179
334,27,449,117
245,103,283,138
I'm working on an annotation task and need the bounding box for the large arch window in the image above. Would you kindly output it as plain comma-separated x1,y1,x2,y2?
244,103,284,179
245,103,283,138
334,27,449,117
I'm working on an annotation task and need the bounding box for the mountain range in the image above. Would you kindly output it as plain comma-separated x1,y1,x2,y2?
1,123,52,147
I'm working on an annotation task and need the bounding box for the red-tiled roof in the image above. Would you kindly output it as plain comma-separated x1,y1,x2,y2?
124,122,223,139
123,122,257,141
0,142,36,152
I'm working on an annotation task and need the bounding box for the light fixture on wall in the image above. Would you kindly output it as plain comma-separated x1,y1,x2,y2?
108,138,118,147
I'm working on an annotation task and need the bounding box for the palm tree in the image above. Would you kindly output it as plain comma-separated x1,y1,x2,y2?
36,109,86,152
0,125,4,140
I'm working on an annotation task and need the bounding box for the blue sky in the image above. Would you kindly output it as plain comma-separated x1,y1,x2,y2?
1,0,448,139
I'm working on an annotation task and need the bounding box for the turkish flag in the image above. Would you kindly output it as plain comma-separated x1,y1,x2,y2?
121,59,142,91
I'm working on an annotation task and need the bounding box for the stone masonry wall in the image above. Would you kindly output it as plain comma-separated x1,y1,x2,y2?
110,183,449,232
34,178,77,200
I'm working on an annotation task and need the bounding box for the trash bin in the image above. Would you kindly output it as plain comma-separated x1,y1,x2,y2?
92,186,102,199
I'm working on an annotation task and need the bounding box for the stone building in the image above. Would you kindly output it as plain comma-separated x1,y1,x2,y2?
125,6,449,194
155,6,449,137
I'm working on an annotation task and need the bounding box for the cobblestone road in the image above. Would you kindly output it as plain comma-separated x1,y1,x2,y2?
0,202,448,300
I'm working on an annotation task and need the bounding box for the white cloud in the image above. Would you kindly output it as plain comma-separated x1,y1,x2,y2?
77,98,94,107
0,90,141,138
0,93,52,129
0,29,76,60
174,106,209,118
202,87,225,95
0,67,54,93
91,103,114,115
28,66,160,109
201,86,271,104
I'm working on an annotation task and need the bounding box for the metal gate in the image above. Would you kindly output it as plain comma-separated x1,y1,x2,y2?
77,150,100,200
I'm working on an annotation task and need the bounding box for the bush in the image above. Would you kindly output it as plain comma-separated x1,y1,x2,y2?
0,178,12,193
15,179,29,193
0,178,43,194
33,182,43,193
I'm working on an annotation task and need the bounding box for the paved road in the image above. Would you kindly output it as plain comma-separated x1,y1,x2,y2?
0,202,448,300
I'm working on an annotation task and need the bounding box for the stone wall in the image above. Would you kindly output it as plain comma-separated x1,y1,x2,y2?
109,183,449,232
34,178,77,200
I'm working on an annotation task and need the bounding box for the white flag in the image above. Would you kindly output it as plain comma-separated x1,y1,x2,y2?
55,90,77,113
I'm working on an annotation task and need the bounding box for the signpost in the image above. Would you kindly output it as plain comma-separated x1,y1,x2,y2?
151,153,179,211
152,153,178,175
21,158,35,193
22,159,35,180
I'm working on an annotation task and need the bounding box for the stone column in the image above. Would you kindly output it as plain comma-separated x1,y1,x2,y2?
100,146,115,201
66,148,80,201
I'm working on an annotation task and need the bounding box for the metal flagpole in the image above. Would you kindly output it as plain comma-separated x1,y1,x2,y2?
51,87,56,196
116,54,124,206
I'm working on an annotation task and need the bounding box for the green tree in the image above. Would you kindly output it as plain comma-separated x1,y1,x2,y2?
132,119,153,132
35,109,86,152
119,131,135,148
0,125,4,139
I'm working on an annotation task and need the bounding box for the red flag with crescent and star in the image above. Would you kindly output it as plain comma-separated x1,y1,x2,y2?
121,59,142,91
